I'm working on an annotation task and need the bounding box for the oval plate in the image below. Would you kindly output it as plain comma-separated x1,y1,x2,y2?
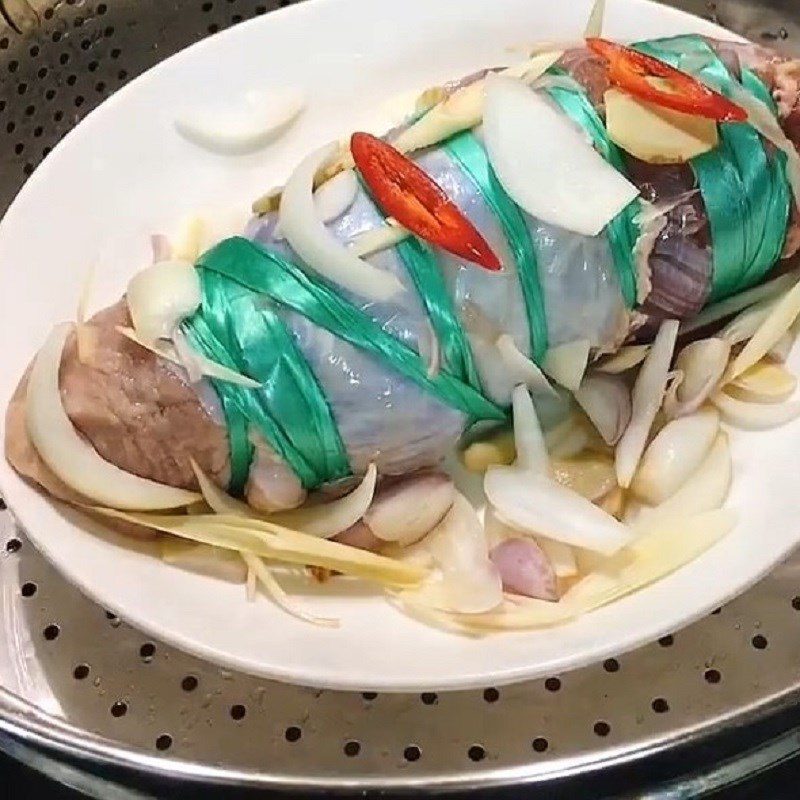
0,0,792,691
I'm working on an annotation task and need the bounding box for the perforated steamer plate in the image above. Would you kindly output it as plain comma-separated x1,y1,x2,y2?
1,0,800,796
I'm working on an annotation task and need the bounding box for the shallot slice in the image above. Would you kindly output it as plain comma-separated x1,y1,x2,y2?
595,345,650,374
615,319,679,488
542,339,591,391
574,373,631,445
631,407,719,505
489,538,558,600
510,384,548,473
496,335,557,397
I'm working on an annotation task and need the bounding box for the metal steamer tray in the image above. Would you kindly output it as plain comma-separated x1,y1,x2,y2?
1,1,800,796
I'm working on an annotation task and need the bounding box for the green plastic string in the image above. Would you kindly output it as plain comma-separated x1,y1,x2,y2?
183,268,351,491
195,237,506,425
633,35,790,301
544,70,640,308
443,130,549,363
393,234,484,390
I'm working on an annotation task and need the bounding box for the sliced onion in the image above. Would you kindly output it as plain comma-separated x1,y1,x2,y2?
151,234,172,264
483,75,639,236
348,222,410,258
728,361,797,404
726,278,800,381
574,373,631,445
536,536,578,578
314,168,358,223
485,465,632,554
241,552,339,627
26,324,200,509
615,319,679,488
510,384,548,473
636,432,731,524
364,472,455,545
584,0,606,36
595,344,650,374
710,390,800,430
190,458,253,515
720,295,781,346
411,494,502,614
126,260,200,344
116,326,261,388
631,407,719,504
680,270,799,336
175,87,305,155
768,332,794,363
279,143,404,301
663,337,730,418
489,538,558,600
390,51,562,156
542,339,591,391
269,464,377,538
496,335,557,397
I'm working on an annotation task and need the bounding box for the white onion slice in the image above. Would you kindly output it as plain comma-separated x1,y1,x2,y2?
510,384,549,473
483,75,639,236
75,264,96,365
726,278,800,381
574,373,631,445
768,332,794,363
126,260,201,344
420,494,503,614
631,408,719,504
536,536,578,578
314,168,359,223
720,295,780,346
584,0,606,36
390,51,562,156
266,465,377,538
115,326,261,389
595,344,650,374
280,143,404,300
496,335,557,397
680,271,799,336
542,339,591,391
711,390,800,430
728,362,797,404
636,432,731,524
485,466,632,554
26,324,200,509
663,337,730,418
615,319,679,488
175,88,305,156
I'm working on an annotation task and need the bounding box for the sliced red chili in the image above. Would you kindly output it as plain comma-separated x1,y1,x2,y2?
350,132,502,271
586,37,747,123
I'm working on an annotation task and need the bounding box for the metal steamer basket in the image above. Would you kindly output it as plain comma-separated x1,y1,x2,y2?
1,1,799,796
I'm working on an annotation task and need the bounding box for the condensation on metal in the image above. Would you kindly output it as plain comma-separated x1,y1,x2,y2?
0,0,798,792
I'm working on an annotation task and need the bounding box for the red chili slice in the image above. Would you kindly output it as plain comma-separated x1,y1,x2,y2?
350,132,502,271
586,37,747,123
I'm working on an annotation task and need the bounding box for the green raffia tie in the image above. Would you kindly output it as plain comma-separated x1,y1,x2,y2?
183,269,350,492
443,130,549,362
633,35,790,302
544,70,640,308
194,236,505,423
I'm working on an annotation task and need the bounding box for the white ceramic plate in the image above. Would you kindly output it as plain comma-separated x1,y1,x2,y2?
0,0,794,692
